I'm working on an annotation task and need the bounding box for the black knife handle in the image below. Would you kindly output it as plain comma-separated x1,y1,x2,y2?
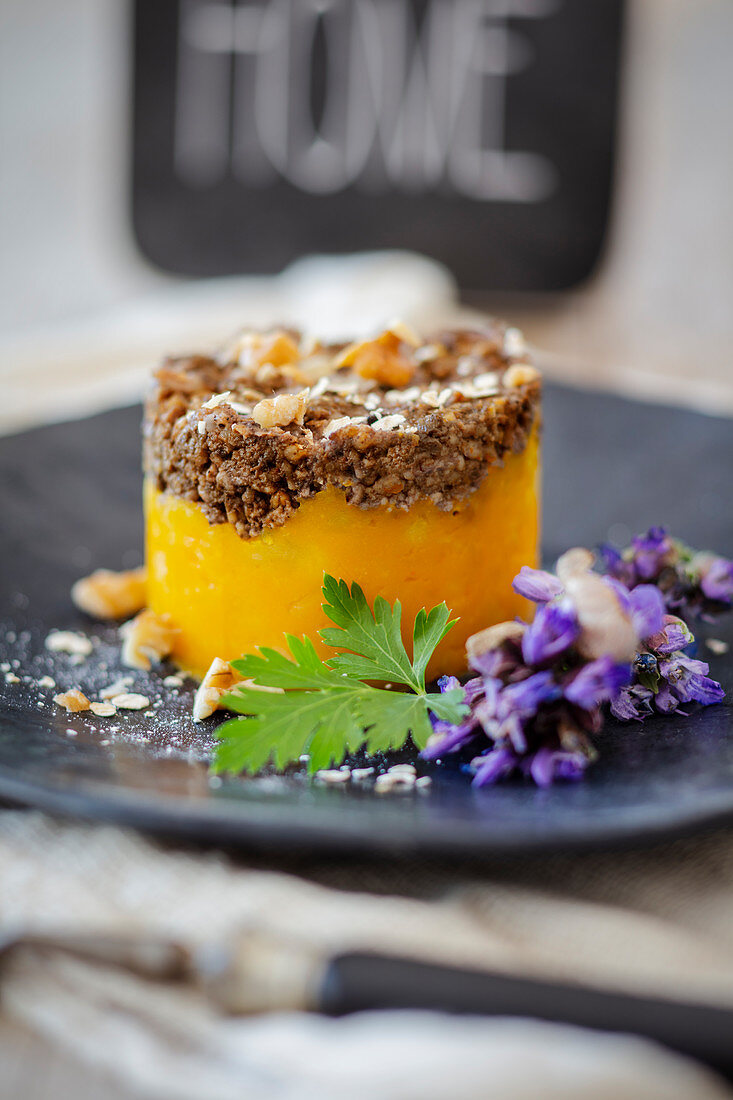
320,952,733,1082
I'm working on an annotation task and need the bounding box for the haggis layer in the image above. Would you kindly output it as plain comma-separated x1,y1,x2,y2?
143,326,540,540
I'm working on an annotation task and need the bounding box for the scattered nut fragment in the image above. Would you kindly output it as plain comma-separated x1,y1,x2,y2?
37,675,56,689
416,775,433,790
163,674,184,687
375,771,415,794
111,692,150,711
503,363,540,388
45,631,93,658
370,413,406,432
90,701,117,717
503,326,527,358
53,689,91,713
387,763,417,777
251,389,309,430
71,567,147,621
706,638,729,656
120,610,177,670
323,415,366,437
315,768,351,785
414,343,444,364
193,657,244,722
5,673,20,684
351,767,374,782
201,390,234,411
100,676,134,699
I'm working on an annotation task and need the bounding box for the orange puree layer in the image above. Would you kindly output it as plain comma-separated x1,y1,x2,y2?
145,429,539,681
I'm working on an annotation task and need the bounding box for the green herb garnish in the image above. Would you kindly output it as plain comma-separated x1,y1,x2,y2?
212,575,468,775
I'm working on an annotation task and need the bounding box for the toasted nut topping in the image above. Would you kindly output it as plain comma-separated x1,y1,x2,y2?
336,331,416,389
53,689,91,713
252,389,309,429
193,657,244,722
45,631,93,658
120,610,177,670
90,701,117,717
37,675,56,689
111,692,150,710
503,363,540,388
71,567,147,621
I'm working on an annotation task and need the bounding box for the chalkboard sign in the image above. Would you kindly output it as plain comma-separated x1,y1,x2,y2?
132,0,624,291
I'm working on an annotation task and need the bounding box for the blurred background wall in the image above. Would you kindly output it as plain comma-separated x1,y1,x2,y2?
1,0,731,414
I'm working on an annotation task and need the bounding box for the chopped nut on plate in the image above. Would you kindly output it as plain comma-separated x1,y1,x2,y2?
120,609,177,670
53,689,91,713
100,676,134,699
251,389,309,429
193,657,244,721
90,701,117,717
45,630,93,658
71,567,147,620
111,692,150,711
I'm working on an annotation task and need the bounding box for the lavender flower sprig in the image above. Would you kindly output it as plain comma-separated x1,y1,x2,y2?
422,542,727,789
600,526,733,622
612,614,725,721
422,549,666,788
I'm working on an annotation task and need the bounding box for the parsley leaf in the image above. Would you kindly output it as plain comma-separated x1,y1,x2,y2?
211,576,468,776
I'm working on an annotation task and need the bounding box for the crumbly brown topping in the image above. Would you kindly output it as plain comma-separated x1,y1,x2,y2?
143,322,541,540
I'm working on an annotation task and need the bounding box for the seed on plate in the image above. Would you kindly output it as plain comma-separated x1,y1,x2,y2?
111,692,150,711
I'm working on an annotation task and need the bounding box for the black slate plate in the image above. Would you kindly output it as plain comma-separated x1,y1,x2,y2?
0,384,731,856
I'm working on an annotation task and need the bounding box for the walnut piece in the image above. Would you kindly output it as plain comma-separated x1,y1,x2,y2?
336,326,418,389
71,567,147,621
503,363,540,388
53,689,91,713
120,610,177,670
251,389,309,429
193,657,244,722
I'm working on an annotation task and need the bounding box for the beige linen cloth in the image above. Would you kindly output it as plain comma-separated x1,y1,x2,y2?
2,253,733,1097
2,812,733,1099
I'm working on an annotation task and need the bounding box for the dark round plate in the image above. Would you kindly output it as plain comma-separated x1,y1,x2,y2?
0,388,731,856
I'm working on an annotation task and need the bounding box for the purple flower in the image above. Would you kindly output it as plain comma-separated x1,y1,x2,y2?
527,747,587,788
599,543,637,588
471,746,519,787
512,566,564,604
470,745,588,788
627,585,666,640
658,654,725,706
700,557,733,605
611,684,654,721
521,602,579,666
631,526,674,580
602,577,665,642
645,615,694,656
654,683,682,713
564,656,631,710
499,671,562,719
